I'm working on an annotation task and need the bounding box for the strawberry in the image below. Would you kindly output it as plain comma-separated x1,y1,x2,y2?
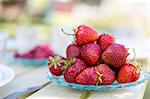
76,25,99,45
97,34,115,52
42,45,55,57
117,63,140,83
62,25,99,45
48,55,65,76
102,44,128,68
35,46,54,59
15,45,54,59
76,64,115,85
34,46,48,59
81,43,101,66
64,58,87,83
66,44,80,59
21,50,35,59
14,52,21,58
75,67,98,85
96,64,116,85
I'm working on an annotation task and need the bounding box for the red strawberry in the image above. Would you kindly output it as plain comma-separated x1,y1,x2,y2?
96,64,116,85
117,64,140,83
48,55,65,76
64,58,87,83
66,44,80,59
76,25,99,45
76,64,115,85
97,34,115,52
15,45,54,60
102,44,128,68
21,50,35,59
76,67,98,85
81,43,101,66
42,45,54,57
14,52,21,58
34,46,47,59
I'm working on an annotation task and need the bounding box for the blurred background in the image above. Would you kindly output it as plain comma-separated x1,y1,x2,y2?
0,0,150,55
0,0,150,98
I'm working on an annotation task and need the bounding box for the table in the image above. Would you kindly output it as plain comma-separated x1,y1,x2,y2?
0,58,149,99
0,63,49,99
27,82,147,99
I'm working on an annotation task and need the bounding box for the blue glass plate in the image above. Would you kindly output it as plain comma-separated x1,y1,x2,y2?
14,58,48,66
46,71,150,91
1,54,48,66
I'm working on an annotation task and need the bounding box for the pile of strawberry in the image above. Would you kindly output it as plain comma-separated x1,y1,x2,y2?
48,25,141,85
15,45,54,60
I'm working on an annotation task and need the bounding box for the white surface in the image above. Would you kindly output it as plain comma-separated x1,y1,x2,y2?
0,64,15,87
0,65,48,98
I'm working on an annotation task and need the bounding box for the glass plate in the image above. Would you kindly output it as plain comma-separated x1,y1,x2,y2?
1,54,48,66
14,58,48,66
46,71,150,91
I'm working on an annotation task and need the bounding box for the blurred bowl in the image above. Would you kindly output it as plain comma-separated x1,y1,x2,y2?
14,57,48,66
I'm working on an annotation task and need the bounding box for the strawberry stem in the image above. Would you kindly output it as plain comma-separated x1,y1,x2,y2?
79,91,93,99
129,48,141,68
61,28,77,44
131,48,136,62
73,28,76,33
61,28,74,35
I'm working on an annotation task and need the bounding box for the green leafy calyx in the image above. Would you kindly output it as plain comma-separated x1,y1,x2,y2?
62,58,76,71
48,56,65,69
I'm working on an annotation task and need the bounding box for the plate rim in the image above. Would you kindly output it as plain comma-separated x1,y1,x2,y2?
0,64,15,87
46,71,149,91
